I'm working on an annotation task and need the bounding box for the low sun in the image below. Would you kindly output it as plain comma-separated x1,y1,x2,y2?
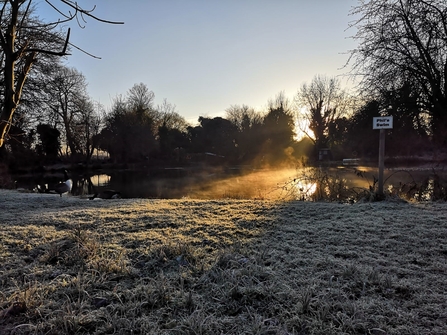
294,118,314,141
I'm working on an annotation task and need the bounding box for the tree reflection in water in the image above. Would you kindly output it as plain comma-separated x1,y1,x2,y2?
20,166,447,201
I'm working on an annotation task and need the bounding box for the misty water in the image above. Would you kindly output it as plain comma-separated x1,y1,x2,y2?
16,165,447,201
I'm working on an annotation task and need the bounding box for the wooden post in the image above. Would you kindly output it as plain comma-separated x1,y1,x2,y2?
373,116,392,197
378,129,385,196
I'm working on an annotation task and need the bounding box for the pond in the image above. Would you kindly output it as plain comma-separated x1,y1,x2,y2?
12,164,447,201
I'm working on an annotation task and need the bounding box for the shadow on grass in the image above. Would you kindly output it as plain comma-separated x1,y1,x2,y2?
1,191,447,334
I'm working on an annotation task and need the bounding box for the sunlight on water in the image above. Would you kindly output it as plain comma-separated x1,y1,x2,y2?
70,166,447,200
186,169,299,200
13,163,446,201
293,180,318,200
83,167,374,200
415,178,434,201
90,174,111,187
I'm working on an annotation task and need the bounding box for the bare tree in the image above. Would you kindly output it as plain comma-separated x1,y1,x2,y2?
43,64,93,158
225,104,264,163
295,75,350,150
348,0,447,143
126,82,161,134
0,0,123,147
100,85,160,162
157,99,189,133
76,98,103,162
127,82,156,114
225,104,262,131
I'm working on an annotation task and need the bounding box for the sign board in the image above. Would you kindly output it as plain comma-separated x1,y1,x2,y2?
373,116,393,129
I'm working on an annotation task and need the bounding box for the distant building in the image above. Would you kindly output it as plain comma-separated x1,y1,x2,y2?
318,148,332,161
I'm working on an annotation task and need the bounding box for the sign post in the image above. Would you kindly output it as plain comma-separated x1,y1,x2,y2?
373,116,393,196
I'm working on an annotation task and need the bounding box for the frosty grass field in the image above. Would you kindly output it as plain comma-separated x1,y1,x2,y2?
1,189,446,334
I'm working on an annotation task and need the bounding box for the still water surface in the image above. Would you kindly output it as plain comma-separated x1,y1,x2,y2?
65,165,447,200
13,165,447,200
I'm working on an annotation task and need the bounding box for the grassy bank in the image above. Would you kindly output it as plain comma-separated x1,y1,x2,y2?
1,189,446,334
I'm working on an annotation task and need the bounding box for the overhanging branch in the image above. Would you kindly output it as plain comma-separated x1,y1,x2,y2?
45,0,124,25
25,27,71,56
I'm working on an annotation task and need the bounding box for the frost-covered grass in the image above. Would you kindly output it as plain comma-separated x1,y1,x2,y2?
1,189,447,334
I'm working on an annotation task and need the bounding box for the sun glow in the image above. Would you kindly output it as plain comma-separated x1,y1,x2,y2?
294,180,318,200
294,117,315,141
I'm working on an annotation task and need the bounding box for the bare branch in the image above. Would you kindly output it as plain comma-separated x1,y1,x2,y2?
0,1,123,147
24,27,70,56
45,0,124,25
44,0,71,19
66,40,101,59
348,0,447,142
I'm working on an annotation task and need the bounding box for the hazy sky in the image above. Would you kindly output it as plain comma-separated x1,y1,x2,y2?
36,0,359,124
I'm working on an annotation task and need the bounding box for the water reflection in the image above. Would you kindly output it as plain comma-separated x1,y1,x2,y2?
293,180,318,200
281,167,366,201
76,167,372,200
391,174,447,201
90,174,111,187
95,169,299,200
12,166,447,201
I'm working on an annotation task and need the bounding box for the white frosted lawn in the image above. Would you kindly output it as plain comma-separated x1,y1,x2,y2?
1,189,446,334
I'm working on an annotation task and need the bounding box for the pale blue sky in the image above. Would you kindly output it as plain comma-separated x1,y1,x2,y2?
36,1,359,124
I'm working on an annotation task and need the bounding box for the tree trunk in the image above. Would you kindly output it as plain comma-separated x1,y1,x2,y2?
431,99,447,145
0,1,36,147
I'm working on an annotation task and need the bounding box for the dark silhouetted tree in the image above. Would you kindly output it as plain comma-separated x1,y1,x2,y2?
156,100,190,160
374,83,430,156
0,1,122,147
158,126,189,161
189,116,238,161
127,83,156,117
225,104,264,163
345,100,380,158
99,85,158,163
349,0,447,144
76,99,103,163
261,92,295,164
295,75,351,154
44,65,100,159
4,124,36,169
36,124,60,162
